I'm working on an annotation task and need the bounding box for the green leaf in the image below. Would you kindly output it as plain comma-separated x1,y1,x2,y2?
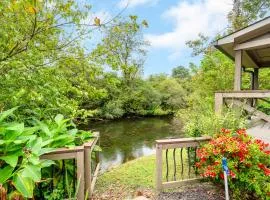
0,165,14,184
68,128,78,136
0,107,18,122
21,165,41,182
28,137,42,154
6,123,24,134
28,156,40,165
13,173,34,198
54,114,64,125
38,147,54,156
40,160,55,168
38,121,52,137
0,155,18,167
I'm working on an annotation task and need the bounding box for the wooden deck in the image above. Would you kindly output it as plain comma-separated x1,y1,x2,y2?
248,120,270,144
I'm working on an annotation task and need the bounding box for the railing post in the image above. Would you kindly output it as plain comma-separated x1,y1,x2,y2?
215,92,223,115
84,146,91,199
156,143,162,192
76,151,85,200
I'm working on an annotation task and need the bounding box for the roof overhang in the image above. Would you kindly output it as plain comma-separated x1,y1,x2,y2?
215,16,270,68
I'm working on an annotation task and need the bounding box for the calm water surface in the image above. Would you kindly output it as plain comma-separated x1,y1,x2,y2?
87,117,184,171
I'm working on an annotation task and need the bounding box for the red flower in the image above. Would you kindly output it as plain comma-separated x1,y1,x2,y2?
220,173,224,179
264,167,270,176
258,163,265,170
230,171,236,178
264,150,270,155
221,128,230,134
236,129,247,136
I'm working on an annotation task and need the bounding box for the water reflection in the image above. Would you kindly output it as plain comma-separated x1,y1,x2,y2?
86,117,184,171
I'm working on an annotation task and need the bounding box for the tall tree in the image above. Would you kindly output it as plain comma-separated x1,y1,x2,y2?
0,0,100,71
92,16,149,85
172,66,190,79
228,0,270,31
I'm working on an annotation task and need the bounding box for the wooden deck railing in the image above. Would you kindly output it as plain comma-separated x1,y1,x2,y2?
156,136,211,191
215,90,270,122
40,132,100,200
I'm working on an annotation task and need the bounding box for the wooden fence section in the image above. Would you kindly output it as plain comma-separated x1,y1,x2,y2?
215,90,270,116
40,132,100,200
156,136,211,191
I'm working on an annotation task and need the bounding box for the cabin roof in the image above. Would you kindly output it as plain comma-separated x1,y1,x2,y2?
215,16,270,68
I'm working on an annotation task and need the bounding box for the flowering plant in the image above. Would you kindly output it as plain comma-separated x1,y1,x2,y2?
196,129,270,199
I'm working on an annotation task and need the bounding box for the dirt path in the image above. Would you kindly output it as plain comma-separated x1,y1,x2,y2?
157,182,225,200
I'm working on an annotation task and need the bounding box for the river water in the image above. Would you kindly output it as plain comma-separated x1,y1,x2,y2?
87,117,185,171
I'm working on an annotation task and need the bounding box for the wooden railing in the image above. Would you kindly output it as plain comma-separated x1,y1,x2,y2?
156,136,211,191
215,90,270,122
40,132,100,200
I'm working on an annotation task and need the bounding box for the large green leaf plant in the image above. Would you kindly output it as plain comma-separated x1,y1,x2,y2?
0,108,93,198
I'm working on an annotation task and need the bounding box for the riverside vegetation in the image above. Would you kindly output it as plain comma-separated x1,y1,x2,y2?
1,0,270,199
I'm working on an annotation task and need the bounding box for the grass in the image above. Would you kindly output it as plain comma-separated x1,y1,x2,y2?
93,149,194,199
93,154,156,199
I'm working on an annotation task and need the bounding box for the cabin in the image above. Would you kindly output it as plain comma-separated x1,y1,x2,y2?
214,16,270,142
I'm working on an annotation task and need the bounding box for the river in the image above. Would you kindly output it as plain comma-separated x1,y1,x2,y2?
87,117,185,171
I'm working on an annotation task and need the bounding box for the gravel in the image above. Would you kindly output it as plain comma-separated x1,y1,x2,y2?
157,182,225,200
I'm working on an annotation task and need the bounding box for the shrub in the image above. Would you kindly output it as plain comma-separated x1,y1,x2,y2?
196,129,270,199
180,104,247,137
0,108,94,198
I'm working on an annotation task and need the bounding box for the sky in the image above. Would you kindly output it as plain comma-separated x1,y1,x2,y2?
88,0,233,76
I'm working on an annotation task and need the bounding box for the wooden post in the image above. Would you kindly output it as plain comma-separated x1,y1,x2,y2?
156,144,162,192
253,68,259,90
215,93,223,115
77,151,85,200
252,68,259,106
84,147,91,199
234,50,242,91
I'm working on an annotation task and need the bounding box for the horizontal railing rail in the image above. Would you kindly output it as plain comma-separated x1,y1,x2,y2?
156,136,211,191
40,132,100,200
215,90,270,122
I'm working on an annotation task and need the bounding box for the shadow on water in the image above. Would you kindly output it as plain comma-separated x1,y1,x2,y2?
86,117,184,171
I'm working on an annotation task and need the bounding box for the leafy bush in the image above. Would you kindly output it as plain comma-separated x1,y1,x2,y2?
0,108,94,198
196,129,270,199
180,104,247,137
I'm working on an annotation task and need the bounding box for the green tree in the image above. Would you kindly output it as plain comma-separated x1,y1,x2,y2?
92,16,149,85
172,66,190,79
228,0,270,31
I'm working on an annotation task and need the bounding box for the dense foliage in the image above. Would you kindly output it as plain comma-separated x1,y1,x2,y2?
0,108,93,198
0,1,187,122
196,129,270,199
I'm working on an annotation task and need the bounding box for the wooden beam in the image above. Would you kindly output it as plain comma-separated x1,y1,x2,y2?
234,50,242,91
215,93,223,115
226,100,270,123
244,51,259,68
156,144,163,191
156,136,211,145
234,38,270,51
253,68,259,89
90,163,100,195
77,151,85,200
221,91,270,98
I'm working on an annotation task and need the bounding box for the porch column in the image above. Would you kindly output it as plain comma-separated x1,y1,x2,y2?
234,50,242,91
253,68,259,90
